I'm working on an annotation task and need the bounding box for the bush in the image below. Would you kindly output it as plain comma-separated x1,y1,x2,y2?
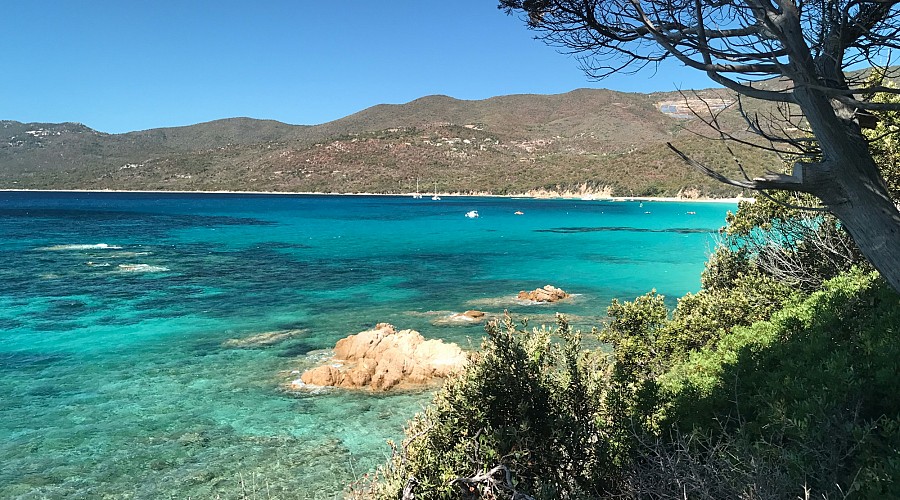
364,315,610,499
659,270,900,497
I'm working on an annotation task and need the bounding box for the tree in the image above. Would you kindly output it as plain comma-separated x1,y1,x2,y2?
500,0,900,292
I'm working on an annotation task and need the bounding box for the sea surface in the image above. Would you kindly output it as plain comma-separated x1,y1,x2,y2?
0,191,735,499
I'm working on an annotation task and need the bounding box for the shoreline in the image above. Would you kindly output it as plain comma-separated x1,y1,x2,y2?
0,188,752,203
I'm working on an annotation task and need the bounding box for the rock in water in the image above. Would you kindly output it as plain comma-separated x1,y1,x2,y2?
432,310,487,326
517,285,570,302
299,323,466,391
222,329,305,348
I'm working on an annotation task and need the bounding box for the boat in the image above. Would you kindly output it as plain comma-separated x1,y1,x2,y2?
465,210,479,218
431,182,441,201
412,178,423,199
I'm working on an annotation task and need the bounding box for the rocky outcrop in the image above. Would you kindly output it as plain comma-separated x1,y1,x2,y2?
297,323,466,391
517,285,570,303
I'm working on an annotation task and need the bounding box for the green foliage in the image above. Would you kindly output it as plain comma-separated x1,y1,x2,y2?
366,315,609,499
672,257,796,348
865,84,900,201
721,190,869,290
367,262,898,498
600,292,669,379
660,270,900,497
600,253,794,378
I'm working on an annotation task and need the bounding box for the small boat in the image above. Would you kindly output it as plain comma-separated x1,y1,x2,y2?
412,178,422,199
431,181,441,201
514,211,524,215
465,210,479,218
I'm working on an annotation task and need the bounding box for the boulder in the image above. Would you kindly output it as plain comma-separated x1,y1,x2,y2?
298,323,466,391
517,285,570,303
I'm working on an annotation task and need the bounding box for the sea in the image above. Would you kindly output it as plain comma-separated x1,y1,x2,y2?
0,191,735,499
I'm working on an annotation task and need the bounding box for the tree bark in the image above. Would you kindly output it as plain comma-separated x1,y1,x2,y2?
825,177,900,292
793,87,900,292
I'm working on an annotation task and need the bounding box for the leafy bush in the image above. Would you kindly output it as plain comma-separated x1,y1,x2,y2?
720,193,868,291
659,270,900,497
364,315,610,499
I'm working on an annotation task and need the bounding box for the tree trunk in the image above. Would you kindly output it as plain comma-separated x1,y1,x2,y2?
793,87,900,293
823,169,900,292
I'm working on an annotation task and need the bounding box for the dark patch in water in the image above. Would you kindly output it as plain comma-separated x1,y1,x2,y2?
26,384,66,398
0,352,66,371
536,226,716,234
583,255,639,264
190,339,226,357
94,315,142,327
0,208,275,227
48,299,86,309
260,242,313,250
0,318,24,330
276,342,320,357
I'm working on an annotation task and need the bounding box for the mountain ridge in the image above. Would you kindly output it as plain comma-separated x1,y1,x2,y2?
0,87,776,196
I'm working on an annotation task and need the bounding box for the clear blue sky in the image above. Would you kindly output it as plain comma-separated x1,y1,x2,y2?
2,1,711,134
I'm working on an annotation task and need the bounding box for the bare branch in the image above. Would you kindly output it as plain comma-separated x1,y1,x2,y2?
667,142,806,191
450,464,537,500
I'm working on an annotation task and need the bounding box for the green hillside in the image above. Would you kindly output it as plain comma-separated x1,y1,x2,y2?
0,88,778,196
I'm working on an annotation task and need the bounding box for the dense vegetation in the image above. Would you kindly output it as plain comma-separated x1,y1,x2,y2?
358,98,900,498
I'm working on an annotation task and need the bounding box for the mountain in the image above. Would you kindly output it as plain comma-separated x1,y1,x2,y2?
0,88,779,197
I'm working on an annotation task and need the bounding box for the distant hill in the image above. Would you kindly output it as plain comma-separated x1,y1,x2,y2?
0,88,780,197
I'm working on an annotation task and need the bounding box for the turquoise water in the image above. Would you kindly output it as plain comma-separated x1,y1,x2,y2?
0,192,734,498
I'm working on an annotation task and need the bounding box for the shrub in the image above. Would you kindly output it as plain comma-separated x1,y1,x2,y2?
364,315,610,499
659,270,900,497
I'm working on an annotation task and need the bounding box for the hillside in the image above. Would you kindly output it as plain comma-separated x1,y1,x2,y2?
0,88,780,196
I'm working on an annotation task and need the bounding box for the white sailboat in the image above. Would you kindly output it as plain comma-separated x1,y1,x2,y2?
412,178,422,199
431,182,441,201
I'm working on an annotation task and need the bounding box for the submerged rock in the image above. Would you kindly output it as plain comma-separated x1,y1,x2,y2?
222,329,305,348
432,310,487,326
297,323,466,391
517,285,570,303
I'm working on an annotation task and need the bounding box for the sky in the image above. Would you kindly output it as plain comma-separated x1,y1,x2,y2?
2,1,712,134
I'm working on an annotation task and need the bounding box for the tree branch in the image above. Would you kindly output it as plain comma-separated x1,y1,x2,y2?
667,142,807,190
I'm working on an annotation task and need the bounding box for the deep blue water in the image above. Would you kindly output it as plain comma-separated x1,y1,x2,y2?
0,191,734,498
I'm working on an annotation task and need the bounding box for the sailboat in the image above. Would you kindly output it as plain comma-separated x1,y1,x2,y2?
412,178,422,199
431,182,441,201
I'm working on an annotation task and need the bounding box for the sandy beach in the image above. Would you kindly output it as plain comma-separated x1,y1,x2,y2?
0,188,752,204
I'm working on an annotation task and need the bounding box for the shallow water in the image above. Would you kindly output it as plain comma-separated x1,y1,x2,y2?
0,192,734,498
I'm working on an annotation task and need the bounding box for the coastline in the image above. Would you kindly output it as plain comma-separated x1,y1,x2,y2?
0,188,752,203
